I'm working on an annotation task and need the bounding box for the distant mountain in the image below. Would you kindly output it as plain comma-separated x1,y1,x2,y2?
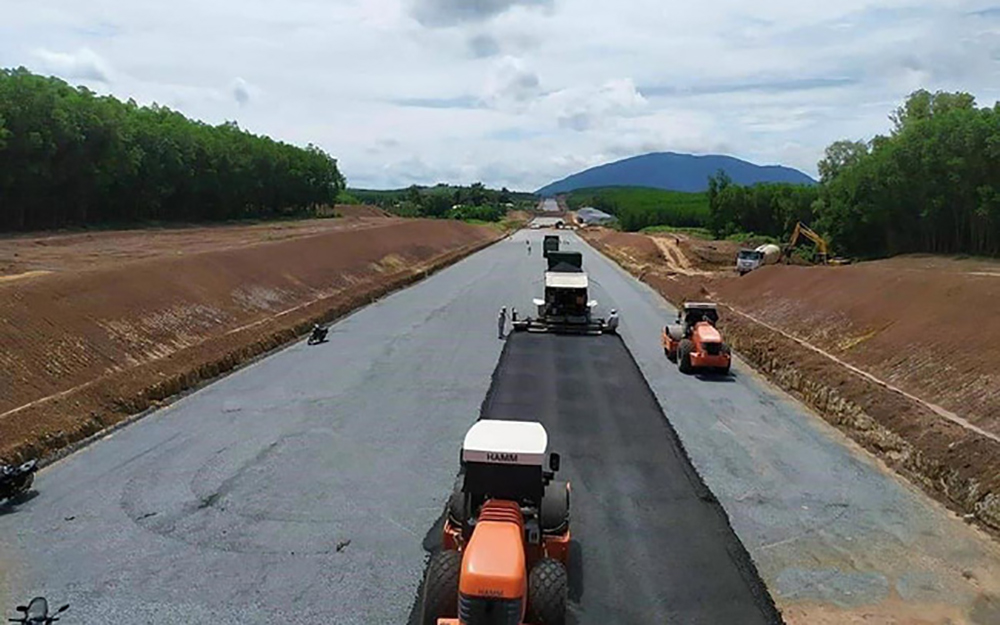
535,152,815,196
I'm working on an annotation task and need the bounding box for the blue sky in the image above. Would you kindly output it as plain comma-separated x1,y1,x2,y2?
3,0,1000,190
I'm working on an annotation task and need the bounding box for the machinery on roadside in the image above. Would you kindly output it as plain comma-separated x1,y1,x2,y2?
8,597,69,624
661,302,732,375
735,244,780,275
542,235,560,258
420,420,571,625
307,323,329,345
0,458,37,502
784,222,829,264
512,251,610,335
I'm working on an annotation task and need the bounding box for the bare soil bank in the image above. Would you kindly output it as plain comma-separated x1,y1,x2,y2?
581,229,1000,536
0,219,499,461
0,212,396,277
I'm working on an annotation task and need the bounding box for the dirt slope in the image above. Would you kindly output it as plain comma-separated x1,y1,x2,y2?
717,259,1000,436
0,219,498,460
0,215,397,277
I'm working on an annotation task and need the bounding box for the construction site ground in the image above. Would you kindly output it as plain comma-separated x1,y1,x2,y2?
580,227,1000,537
0,213,498,462
0,205,393,278
4,229,1000,623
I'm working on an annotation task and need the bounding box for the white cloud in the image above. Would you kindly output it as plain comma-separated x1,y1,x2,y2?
32,47,113,83
539,78,648,132
3,0,999,190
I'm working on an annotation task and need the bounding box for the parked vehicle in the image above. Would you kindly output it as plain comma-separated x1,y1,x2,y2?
736,244,780,275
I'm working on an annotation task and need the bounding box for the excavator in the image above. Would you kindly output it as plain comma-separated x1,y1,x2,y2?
784,222,830,264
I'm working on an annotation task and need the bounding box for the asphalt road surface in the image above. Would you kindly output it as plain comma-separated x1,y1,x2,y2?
540,198,560,212
2,230,1000,623
470,332,780,624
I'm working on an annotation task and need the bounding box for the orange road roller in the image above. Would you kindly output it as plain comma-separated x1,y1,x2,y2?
420,420,571,625
662,302,732,375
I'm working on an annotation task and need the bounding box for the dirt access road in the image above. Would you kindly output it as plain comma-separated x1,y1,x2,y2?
1,231,999,623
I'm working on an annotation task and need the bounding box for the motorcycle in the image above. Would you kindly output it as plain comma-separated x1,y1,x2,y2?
0,459,37,502
307,324,329,345
9,597,69,624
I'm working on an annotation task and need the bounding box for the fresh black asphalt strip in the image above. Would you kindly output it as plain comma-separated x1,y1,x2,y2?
410,332,782,625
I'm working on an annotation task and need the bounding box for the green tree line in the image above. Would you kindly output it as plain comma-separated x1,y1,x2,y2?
0,68,345,232
707,176,819,241
709,89,1000,258
352,183,533,222
566,187,710,231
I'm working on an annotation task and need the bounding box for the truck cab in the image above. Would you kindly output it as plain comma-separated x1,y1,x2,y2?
542,235,560,258
736,249,764,275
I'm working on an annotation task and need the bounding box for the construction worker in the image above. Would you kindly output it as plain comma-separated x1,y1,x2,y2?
607,309,620,334
497,306,507,339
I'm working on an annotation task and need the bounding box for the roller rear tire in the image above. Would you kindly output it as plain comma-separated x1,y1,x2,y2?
678,339,695,374
526,558,568,625
719,343,732,375
420,551,461,625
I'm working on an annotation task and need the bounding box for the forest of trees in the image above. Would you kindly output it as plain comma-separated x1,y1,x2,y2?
0,68,345,232
352,183,533,222
565,187,710,232
707,177,819,241
709,89,1000,258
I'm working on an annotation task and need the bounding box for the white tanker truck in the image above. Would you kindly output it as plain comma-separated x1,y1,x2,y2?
735,244,781,275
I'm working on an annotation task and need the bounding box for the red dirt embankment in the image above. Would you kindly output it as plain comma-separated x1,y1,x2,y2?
717,259,1000,435
0,219,498,461
581,228,1000,534
0,213,396,277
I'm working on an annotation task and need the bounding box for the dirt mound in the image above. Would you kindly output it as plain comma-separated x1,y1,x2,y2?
0,220,498,461
679,237,742,270
583,229,664,269
716,260,1000,436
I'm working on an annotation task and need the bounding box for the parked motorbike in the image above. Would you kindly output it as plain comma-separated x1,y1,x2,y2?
307,324,329,345
9,597,69,624
0,459,37,502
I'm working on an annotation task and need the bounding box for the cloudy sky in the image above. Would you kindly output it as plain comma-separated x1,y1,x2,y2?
3,1,1000,190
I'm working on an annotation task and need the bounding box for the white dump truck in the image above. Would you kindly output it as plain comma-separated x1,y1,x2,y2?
735,244,781,275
